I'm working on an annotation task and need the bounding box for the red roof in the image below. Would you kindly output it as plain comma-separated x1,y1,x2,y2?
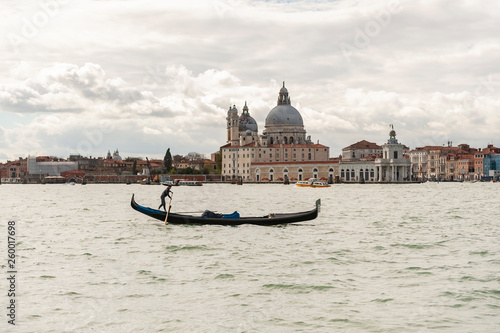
343,140,381,150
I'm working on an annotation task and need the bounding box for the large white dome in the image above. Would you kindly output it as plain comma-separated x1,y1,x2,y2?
265,104,303,127
265,82,303,127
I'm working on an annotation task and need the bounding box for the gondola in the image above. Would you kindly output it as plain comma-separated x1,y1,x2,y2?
130,194,320,226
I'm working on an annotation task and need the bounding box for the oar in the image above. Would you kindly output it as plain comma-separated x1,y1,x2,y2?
164,192,174,225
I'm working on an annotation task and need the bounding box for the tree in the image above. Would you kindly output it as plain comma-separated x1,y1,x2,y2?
132,160,138,175
163,148,172,173
186,152,205,170
215,151,222,174
202,164,211,174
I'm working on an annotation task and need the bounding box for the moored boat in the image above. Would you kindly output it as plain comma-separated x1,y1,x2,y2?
130,194,320,226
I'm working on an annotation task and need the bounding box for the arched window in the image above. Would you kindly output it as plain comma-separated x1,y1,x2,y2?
283,137,288,144
346,169,350,181
290,137,294,144
313,168,318,179
341,169,345,178
370,169,374,178
365,169,369,180
270,137,274,145
269,168,274,181
298,168,303,181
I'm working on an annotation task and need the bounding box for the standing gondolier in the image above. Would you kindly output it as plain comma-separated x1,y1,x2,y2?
158,185,173,211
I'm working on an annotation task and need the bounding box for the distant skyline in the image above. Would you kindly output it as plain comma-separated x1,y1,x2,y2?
1,0,499,163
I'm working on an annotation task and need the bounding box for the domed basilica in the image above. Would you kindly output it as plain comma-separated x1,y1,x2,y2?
221,83,337,182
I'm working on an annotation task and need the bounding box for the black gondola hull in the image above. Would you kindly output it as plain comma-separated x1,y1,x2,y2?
130,194,320,226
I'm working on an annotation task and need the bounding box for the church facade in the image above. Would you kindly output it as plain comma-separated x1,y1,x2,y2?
221,83,338,182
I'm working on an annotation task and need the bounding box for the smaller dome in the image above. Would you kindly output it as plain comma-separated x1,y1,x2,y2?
239,102,258,132
246,130,252,136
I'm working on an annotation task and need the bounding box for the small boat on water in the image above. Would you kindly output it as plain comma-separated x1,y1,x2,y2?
130,194,320,226
296,178,316,187
161,179,203,186
296,178,330,188
311,181,331,188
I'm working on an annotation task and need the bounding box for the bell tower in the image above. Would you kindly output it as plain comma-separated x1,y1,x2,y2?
226,105,240,146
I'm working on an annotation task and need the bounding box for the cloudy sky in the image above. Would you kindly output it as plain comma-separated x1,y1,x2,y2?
1,0,499,162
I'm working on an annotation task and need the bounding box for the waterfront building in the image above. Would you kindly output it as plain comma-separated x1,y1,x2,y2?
0,158,27,183
339,126,412,182
221,83,338,182
485,153,500,179
476,145,500,180
409,144,476,181
457,154,475,181
27,156,78,178
342,140,382,161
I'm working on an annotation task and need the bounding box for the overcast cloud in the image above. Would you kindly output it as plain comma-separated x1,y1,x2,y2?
1,0,499,162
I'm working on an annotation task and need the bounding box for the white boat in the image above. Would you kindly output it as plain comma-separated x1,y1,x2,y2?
162,179,203,186
311,181,331,188
296,178,316,187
